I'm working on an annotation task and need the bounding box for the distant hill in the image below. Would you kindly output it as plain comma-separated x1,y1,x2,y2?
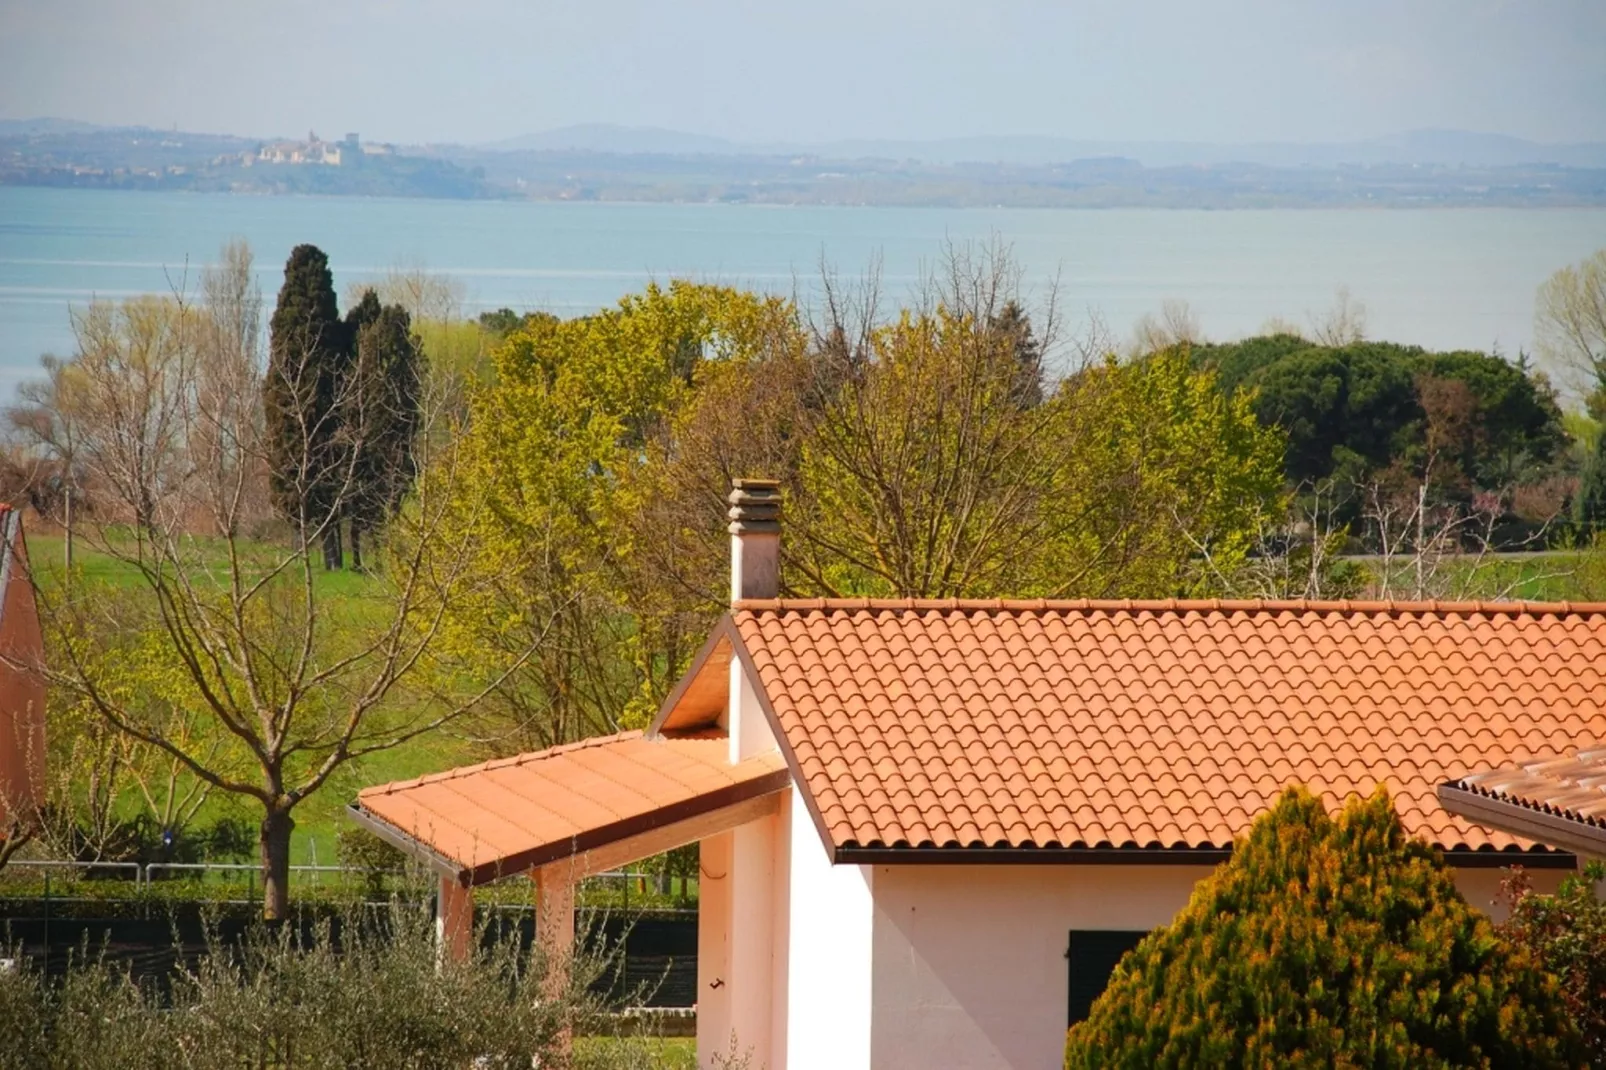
479,124,1606,169
7,118,1603,207
0,117,112,137
482,124,740,156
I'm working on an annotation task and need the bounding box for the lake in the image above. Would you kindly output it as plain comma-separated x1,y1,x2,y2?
2,187,1604,394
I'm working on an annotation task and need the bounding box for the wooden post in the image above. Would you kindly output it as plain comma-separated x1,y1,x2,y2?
533,860,576,967
437,874,473,964
533,861,577,1052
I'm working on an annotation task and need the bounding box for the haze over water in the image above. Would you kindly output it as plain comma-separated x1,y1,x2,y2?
2,187,1604,393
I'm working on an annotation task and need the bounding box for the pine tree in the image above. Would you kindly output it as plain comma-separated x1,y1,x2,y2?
1065,786,1579,1069
265,245,346,567
989,300,1044,408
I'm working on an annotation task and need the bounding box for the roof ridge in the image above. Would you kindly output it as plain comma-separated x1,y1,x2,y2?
732,597,1606,617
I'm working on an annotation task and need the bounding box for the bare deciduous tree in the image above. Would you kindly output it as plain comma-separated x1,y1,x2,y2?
1309,285,1368,347
1131,298,1202,356
1535,248,1606,410
10,243,549,919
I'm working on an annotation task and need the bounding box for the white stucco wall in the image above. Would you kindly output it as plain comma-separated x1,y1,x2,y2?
867,864,1213,1070
857,861,1570,1070
696,831,733,1062
1453,865,1565,921
697,814,782,1070
783,788,874,1070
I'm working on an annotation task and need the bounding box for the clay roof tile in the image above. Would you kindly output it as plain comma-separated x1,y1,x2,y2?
733,598,1606,856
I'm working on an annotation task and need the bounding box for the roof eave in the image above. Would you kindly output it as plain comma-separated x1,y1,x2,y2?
346,803,470,886
833,842,1577,869
1438,782,1606,860
647,616,736,737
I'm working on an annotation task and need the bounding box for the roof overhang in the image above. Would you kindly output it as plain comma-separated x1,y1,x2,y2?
350,731,790,887
833,842,1573,868
1439,782,1606,860
650,618,737,735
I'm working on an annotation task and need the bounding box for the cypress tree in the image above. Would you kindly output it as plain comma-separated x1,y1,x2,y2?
1065,787,1579,1069
342,298,423,570
265,245,346,567
1576,429,1606,532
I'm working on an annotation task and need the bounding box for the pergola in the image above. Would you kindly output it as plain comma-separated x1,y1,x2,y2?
348,729,789,961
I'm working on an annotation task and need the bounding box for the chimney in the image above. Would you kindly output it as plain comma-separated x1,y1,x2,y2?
728,479,780,604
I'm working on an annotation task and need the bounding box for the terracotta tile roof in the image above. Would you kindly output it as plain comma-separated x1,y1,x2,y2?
1440,750,1606,850
355,731,788,883
730,599,1606,858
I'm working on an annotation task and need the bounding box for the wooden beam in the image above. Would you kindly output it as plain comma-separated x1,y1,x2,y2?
556,790,782,881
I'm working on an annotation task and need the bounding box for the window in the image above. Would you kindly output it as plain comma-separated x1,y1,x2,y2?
1066,930,1146,1026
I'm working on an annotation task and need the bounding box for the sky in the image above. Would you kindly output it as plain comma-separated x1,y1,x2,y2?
2,0,1604,147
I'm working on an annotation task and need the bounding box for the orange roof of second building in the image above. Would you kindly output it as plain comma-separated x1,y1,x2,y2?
727,599,1606,860
356,731,788,883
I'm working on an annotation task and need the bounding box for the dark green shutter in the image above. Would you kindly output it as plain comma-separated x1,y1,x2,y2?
1066,930,1146,1025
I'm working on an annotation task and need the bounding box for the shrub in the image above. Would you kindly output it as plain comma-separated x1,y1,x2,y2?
335,826,409,896
0,899,627,1070
1501,860,1606,1068
1064,786,1580,1069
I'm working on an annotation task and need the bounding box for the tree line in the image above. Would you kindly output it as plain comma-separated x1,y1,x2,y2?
1,240,1603,916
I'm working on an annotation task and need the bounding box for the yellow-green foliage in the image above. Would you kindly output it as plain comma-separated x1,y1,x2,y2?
431,281,800,737
439,285,1286,747
1065,787,1579,1069
798,336,1283,597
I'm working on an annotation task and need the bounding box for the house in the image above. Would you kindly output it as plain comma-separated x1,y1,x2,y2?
256,132,344,166
0,506,46,842
351,480,1606,1070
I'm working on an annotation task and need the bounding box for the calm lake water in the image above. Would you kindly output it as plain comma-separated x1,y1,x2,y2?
2,187,1604,393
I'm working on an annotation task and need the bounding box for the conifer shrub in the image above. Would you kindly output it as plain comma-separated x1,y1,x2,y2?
1064,787,1581,1069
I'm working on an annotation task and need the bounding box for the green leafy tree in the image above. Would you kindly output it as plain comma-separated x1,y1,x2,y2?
264,244,347,569
1207,335,1567,488
1065,787,1579,1069
1501,861,1606,1067
796,328,1283,599
427,281,798,741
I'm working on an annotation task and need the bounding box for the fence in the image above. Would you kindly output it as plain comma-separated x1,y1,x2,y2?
0,861,699,1007
0,859,674,901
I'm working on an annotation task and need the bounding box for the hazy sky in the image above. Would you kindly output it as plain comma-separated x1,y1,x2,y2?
2,0,1604,146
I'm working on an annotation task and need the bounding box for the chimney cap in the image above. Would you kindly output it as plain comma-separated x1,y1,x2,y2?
728,478,781,535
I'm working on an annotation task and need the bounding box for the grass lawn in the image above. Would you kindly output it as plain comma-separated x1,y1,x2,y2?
574,1036,696,1069
1346,549,1601,602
